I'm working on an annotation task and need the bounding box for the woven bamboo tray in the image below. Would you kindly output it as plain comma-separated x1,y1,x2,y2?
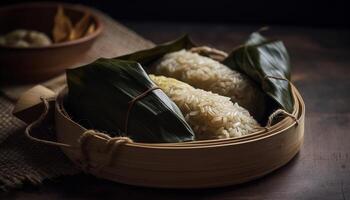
13,81,305,188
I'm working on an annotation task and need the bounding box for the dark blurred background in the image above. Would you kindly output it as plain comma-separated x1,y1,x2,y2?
1,0,349,28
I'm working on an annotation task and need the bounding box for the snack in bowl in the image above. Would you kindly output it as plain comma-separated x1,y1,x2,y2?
0,29,52,47
53,6,96,43
0,6,95,48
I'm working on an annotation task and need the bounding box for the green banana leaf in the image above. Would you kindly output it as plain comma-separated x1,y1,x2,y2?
66,58,194,143
222,32,294,113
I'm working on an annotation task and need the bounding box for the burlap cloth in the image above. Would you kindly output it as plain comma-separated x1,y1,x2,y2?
0,96,79,189
0,11,153,190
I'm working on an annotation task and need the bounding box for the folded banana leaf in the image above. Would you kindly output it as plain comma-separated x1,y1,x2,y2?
66,58,194,143
222,32,293,113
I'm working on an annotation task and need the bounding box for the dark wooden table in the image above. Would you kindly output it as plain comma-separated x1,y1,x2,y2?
3,22,350,200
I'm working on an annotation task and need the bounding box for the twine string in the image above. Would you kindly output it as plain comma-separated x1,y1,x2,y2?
24,97,72,148
190,46,228,61
124,87,160,134
78,86,163,171
78,130,132,172
23,97,133,172
265,109,298,130
77,86,159,171
96,136,132,171
262,75,297,130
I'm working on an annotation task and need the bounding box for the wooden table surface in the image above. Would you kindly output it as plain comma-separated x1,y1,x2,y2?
2,21,350,199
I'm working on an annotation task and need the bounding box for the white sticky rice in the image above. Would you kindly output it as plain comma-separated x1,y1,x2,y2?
150,75,261,140
154,49,266,120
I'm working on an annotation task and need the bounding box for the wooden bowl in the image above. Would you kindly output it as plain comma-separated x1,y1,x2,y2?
0,2,103,83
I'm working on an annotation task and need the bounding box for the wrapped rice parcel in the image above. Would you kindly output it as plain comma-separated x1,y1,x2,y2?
153,49,266,120
150,75,261,140
66,58,194,143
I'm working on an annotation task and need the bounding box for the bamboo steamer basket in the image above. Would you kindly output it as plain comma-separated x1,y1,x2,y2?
13,82,304,188
13,47,305,188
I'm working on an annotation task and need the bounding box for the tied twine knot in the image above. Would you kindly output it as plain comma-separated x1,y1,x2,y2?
77,86,159,171
24,86,161,172
78,130,133,172
264,109,298,130
253,108,298,132
258,75,299,131
24,97,133,172
124,86,160,134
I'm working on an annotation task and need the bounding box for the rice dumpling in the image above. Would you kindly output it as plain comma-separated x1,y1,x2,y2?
67,58,194,143
150,75,261,140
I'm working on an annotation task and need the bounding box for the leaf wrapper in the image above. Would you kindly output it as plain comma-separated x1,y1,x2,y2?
222,32,294,113
67,58,194,143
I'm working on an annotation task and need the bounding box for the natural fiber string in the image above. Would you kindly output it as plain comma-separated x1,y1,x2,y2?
24,97,71,148
77,85,155,171
190,46,228,62
237,74,294,132
23,97,133,172
262,75,298,130
78,130,132,172
242,50,297,131
265,109,298,129
78,130,98,171
96,136,132,171
124,87,160,134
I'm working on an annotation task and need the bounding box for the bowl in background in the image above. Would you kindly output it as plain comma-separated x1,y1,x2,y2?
0,2,103,83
